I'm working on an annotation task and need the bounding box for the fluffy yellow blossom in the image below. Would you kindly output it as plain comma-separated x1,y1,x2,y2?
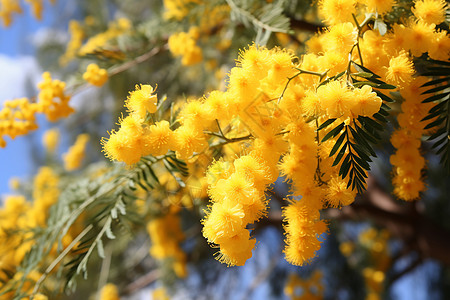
363,0,396,15
326,175,357,207
407,20,436,57
125,84,158,119
385,52,414,87
301,90,323,117
324,22,358,54
317,80,355,119
146,120,174,156
178,99,214,130
217,230,256,266
351,85,382,117
203,201,245,244
83,63,108,87
172,125,207,159
168,30,203,66
390,77,428,201
319,0,357,25
283,200,327,266
102,116,147,165
413,0,447,24
428,30,450,60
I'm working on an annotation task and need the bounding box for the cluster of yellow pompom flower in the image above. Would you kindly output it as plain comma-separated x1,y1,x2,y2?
102,84,164,165
0,72,73,148
103,42,385,266
83,63,109,87
202,154,273,266
0,97,40,148
390,77,431,200
284,270,323,300
168,28,203,66
146,206,188,278
37,71,74,121
0,166,59,296
0,0,53,27
102,0,450,268
163,0,201,20
310,0,448,202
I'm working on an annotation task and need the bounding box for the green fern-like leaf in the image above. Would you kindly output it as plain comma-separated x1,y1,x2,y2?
420,59,450,172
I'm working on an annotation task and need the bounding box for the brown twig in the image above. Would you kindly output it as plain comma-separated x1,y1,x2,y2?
123,269,160,295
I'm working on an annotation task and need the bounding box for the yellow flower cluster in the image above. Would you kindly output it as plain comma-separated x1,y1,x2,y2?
359,228,391,300
309,0,449,203
413,0,448,25
78,17,131,56
282,199,328,266
0,167,59,296
146,207,187,278
202,154,272,266
313,80,383,119
83,63,108,87
0,97,39,148
37,71,74,121
318,0,445,26
390,78,431,201
0,72,72,147
60,20,85,66
102,84,164,165
163,0,202,20
0,0,52,27
284,270,323,300
168,28,203,66
63,133,90,171
100,283,120,300
105,42,384,266
101,0,450,268
0,0,22,26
